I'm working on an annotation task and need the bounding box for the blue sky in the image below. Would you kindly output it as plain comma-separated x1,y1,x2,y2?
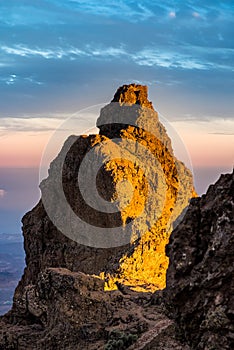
0,0,233,117
0,0,233,233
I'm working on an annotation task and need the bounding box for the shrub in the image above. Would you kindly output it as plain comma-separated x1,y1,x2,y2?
104,330,138,349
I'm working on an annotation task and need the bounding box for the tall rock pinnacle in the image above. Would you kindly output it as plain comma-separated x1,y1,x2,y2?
1,83,195,318
0,83,199,349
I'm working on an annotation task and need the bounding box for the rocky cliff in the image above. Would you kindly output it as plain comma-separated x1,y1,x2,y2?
164,170,234,349
0,83,197,349
10,83,195,302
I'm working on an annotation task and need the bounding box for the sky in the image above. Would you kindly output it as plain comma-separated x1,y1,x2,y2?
0,0,233,234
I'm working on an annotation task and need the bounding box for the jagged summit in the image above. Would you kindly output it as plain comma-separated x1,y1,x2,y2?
111,84,153,110
97,83,161,141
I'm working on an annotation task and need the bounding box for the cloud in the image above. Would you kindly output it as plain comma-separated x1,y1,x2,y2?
1,45,80,59
0,62,10,67
0,189,6,198
0,117,65,133
0,2,67,27
0,74,43,86
208,132,234,135
1,0,232,29
1,0,233,80
169,11,176,18
131,49,209,70
0,0,155,26
172,117,234,137
6,74,17,85
45,0,233,24
0,0,233,124
2,43,233,72
0,112,100,135
192,12,201,18
1,44,127,61
88,46,126,57
57,0,154,22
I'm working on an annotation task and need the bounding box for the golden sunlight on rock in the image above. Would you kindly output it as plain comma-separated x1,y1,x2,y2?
94,84,197,292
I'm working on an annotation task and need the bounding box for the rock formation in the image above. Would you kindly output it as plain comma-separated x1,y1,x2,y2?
0,84,197,349
0,83,233,349
8,83,195,300
164,170,234,349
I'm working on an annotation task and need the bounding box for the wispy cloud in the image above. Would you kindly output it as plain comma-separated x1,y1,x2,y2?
208,132,234,135
57,0,154,22
1,45,82,59
87,46,126,57
1,0,233,30
0,62,11,67
2,43,233,72
173,114,234,123
0,73,43,86
0,117,64,133
1,44,126,60
172,117,234,136
5,74,17,85
132,49,209,69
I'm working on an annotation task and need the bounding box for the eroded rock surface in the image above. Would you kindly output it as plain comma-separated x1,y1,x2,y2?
0,268,187,349
164,170,234,349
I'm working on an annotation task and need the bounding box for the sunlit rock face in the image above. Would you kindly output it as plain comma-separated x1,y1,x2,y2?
164,170,234,349
96,84,196,291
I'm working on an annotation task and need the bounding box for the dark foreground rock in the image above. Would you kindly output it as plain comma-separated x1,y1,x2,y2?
0,267,188,349
164,170,234,349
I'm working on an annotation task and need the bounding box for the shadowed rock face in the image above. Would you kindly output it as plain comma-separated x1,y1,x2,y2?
164,170,234,349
